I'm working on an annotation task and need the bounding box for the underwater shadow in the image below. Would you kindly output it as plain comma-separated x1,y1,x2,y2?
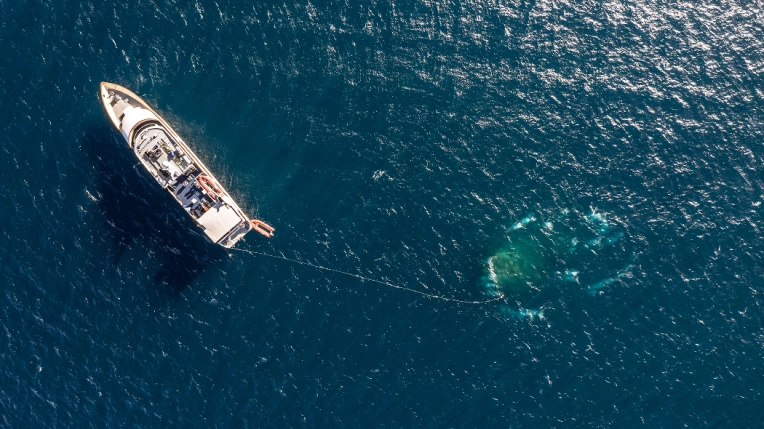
81,119,225,294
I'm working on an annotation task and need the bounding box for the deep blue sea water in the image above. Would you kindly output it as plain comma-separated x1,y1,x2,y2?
1,0,764,426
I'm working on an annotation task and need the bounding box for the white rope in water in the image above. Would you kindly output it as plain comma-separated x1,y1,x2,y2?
232,248,505,305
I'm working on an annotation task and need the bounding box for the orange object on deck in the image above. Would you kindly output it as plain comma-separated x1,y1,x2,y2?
250,219,275,238
197,174,222,199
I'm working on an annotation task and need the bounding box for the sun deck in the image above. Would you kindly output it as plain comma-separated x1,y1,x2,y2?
134,124,192,187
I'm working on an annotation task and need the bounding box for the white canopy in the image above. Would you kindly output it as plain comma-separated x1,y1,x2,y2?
120,107,159,141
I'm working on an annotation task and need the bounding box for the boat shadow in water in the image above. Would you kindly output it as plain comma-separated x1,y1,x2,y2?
81,120,226,294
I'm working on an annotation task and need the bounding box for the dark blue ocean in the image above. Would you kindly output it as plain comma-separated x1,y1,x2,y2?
1,0,763,426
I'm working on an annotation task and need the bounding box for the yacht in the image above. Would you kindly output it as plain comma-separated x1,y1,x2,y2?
99,82,274,248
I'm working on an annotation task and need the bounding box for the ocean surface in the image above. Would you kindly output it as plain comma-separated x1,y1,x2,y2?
1,0,763,426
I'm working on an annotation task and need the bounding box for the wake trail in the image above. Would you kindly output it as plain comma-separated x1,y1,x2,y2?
232,248,505,305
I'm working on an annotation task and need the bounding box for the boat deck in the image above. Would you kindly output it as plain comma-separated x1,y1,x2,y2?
134,125,192,187
106,92,137,124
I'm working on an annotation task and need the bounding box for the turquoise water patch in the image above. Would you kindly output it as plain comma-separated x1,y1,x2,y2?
484,236,548,297
483,210,633,318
